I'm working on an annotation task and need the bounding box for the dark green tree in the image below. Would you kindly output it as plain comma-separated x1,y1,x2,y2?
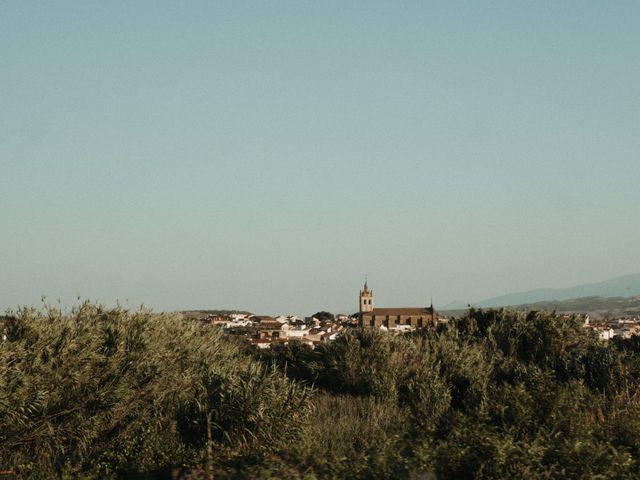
311,311,335,322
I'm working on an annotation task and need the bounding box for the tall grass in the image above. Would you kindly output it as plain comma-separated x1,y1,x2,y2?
3,305,640,478
0,303,310,478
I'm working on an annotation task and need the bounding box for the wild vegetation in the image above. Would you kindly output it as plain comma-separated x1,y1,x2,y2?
2,304,640,478
444,295,640,320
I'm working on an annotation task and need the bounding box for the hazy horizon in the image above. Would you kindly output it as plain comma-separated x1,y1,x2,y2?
2,2,639,315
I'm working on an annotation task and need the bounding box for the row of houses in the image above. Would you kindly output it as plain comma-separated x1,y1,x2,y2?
582,316,640,340
249,319,342,349
184,312,350,349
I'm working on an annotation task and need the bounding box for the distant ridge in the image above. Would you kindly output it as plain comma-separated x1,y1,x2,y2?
442,295,640,320
505,295,640,320
474,273,640,308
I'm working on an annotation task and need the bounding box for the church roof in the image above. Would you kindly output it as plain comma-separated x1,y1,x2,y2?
363,307,434,316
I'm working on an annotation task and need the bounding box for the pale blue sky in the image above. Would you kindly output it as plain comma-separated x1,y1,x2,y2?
1,1,639,314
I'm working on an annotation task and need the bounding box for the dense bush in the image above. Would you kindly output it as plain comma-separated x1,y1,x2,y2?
2,305,640,478
0,303,310,479
259,309,640,479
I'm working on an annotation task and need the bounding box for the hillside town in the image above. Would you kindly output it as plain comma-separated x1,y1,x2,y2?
181,311,351,349
2,285,640,348
177,282,640,350
583,315,640,340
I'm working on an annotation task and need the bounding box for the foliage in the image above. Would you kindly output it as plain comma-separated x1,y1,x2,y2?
311,311,335,322
258,309,640,478
2,305,640,478
0,303,310,478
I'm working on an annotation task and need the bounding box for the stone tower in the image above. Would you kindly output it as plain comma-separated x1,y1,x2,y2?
359,280,374,313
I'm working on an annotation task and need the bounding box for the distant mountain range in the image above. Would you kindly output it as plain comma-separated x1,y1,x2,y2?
443,295,640,320
473,273,640,308
504,296,640,319
440,273,640,319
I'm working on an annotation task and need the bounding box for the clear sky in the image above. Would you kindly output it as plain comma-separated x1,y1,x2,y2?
1,1,639,315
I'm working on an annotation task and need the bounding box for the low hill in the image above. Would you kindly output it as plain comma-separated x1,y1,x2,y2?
475,273,640,308
443,295,640,320
505,295,640,320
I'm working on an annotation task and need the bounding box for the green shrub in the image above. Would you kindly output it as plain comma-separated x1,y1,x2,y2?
0,303,310,478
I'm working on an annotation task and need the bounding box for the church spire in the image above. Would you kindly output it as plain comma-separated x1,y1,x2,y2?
359,278,373,313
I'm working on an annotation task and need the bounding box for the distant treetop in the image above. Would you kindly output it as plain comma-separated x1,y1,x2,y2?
312,311,335,322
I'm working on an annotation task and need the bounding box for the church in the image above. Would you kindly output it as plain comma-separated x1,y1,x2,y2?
358,281,435,329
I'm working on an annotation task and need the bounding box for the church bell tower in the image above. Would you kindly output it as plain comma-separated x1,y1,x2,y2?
359,279,374,313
